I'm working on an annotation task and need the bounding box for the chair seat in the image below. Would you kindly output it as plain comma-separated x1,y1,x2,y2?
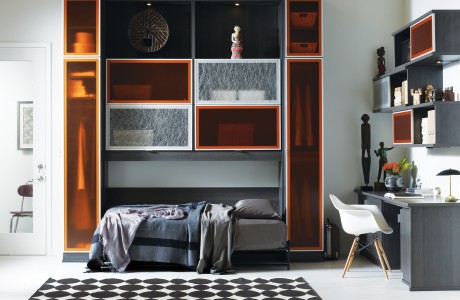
10,211,33,216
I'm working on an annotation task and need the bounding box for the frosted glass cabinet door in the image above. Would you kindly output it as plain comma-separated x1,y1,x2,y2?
195,59,280,104
107,105,192,150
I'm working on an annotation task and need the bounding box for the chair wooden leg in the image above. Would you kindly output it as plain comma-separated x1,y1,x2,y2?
376,238,392,273
373,238,389,279
342,237,359,277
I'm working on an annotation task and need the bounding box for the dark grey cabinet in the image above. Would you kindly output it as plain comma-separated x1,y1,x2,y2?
360,191,460,291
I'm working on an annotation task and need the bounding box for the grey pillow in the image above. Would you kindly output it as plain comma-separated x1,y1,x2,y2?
234,199,280,219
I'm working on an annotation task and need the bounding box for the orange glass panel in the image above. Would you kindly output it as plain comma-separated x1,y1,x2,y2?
287,59,322,250
410,15,433,60
107,60,191,103
65,60,99,250
65,0,99,55
287,0,321,56
393,110,413,144
196,106,280,150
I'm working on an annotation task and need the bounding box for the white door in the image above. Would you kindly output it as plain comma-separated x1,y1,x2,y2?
0,44,49,255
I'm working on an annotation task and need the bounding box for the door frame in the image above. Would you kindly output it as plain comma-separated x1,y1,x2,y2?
0,43,51,255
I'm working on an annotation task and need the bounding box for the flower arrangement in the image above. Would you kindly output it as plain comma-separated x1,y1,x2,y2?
384,158,412,175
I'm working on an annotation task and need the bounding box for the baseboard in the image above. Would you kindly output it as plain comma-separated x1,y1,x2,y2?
289,251,324,262
62,252,89,262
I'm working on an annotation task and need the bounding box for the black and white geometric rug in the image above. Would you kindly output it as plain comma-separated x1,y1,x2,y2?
29,277,322,299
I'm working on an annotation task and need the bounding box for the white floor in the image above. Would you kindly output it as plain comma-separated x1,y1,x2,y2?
1,255,459,300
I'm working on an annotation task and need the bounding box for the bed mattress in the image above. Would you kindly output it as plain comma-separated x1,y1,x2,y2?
233,218,287,251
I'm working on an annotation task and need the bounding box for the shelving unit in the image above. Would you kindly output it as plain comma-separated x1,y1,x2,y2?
64,0,100,254
373,10,460,148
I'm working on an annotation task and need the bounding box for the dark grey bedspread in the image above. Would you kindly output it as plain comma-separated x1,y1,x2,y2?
88,201,206,271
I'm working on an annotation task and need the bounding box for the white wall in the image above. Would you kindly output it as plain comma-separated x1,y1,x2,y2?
322,0,406,251
406,0,460,200
0,0,64,254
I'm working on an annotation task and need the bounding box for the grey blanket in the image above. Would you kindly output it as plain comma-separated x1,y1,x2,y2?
88,202,205,272
196,203,235,274
99,205,185,272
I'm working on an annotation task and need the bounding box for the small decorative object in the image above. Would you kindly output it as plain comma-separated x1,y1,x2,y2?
383,158,412,191
428,88,443,102
443,86,454,101
433,187,441,201
360,114,372,191
394,87,402,106
410,161,418,188
411,88,422,105
17,101,33,150
425,84,434,102
128,8,169,53
376,47,386,77
231,25,243,59
374,141,393,182
436,168,460,202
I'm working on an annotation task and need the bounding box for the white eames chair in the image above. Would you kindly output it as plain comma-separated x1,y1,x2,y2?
329,194,393,278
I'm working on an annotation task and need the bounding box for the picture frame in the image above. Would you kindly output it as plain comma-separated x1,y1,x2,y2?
17,101,33,150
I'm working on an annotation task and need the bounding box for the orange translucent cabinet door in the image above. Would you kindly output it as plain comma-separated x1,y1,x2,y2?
287,59,322,250
65,0,99,55
65,60,99,250
410,15,433,60
107,60,191,103
287,0,321,56
196,106,280,150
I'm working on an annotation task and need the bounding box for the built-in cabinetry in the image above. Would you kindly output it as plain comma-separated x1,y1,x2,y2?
359,191,460,291
373,10,460,147
64,0,100,252
63,0,323,260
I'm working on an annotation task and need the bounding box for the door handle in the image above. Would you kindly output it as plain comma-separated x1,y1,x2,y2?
36,164,45,182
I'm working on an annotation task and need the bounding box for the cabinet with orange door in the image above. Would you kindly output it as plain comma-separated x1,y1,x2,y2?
64,0,100,253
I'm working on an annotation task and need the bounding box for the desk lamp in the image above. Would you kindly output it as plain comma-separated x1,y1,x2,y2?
436,168,460,202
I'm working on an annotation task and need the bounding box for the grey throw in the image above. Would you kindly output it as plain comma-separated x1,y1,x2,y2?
99,205,185,272
196,203,236,274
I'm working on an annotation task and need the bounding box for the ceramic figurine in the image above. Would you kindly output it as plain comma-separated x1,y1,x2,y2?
444,86,454,101
231,25,243,59
411,88,422,105
425,84,434,102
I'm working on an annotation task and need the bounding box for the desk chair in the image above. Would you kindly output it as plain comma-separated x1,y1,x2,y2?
9,182,33,233
329,194,393,278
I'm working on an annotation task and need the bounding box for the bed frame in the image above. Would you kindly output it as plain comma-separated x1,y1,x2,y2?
106,187,289,269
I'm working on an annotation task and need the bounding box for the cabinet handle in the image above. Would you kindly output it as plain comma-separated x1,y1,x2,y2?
397,213,400,223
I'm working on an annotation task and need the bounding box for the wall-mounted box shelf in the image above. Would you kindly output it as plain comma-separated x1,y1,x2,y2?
195,59,281,105
287,0,322,56
196,106,280,150
393,10,460,67
64,0,99,55
107,59,191,104
391,102,460,147
107,104,192,150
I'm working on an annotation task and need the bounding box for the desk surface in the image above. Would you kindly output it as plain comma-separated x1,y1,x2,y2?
360,191,460,208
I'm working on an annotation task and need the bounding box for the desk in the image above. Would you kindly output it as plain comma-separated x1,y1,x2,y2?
359,191,460,291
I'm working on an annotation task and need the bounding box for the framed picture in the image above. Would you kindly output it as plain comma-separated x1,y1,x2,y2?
17,101,33,149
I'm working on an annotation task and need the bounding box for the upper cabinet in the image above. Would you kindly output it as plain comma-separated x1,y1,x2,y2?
394,10,460,67
286,0,322,57
65,0,99,55
374,10,460,148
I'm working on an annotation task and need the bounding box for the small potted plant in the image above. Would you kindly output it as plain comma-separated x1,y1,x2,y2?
383,158,412,191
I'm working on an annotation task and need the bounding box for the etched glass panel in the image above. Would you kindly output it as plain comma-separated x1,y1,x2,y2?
107,105,192,150
196,59,280,104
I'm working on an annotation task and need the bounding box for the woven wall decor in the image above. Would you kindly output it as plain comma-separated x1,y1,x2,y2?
128,8,169,53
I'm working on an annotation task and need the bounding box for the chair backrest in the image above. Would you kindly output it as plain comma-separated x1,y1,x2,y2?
329,194,388,236
18,184,33,198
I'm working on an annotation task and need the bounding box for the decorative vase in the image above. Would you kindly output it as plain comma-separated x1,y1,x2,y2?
384,175,404,191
